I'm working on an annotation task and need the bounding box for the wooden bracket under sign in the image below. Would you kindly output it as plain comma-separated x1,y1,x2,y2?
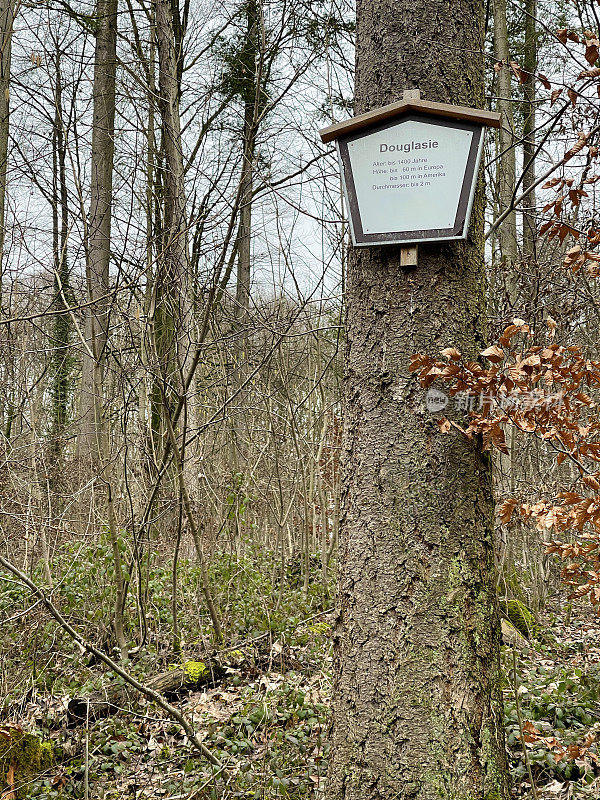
400,89,420,268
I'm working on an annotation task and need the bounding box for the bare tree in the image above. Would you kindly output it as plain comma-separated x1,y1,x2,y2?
79,0,118,458
0,0,16,305
493,0,518,275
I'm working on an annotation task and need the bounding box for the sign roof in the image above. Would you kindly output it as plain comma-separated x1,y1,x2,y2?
319,98,501,144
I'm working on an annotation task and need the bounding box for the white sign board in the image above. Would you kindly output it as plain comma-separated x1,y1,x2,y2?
336,113,484,246
347,120,473,235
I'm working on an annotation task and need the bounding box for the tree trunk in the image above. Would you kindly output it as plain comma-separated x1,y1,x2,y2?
0,0,15,309
154,0,190,409
521,0,536,257
493,0,518,277
326,0,509,798
78,0,128,660
78,0,118,457
235,0,259,318
49,49,73,455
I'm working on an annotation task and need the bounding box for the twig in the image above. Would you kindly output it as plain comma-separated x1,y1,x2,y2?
486,122,600,241
0,555,226,772
215,608,332,655
512,647,539,800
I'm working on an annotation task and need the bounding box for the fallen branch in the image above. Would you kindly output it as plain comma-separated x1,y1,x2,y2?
67,608,332,725
67,664,225,724
0,555,225,771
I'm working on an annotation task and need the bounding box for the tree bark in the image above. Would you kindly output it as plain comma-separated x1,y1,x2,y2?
521,0,536,257
493,0,518,277
78,0,118,457
154,0,190,401
326,0,509,798
77,0,128,660
49,49,73,454
0,0,15,309
235,0,259,318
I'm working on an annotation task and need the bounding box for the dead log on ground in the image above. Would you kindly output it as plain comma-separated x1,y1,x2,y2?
67,661,225,724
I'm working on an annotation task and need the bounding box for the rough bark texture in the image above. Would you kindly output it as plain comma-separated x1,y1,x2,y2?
326,1,509,799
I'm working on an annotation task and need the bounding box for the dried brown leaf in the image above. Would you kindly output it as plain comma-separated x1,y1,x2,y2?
481,345,504,363
578,66,600,79
440,347,461,361
538,73,551,89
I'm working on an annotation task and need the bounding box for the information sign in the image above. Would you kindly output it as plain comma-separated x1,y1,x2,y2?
320,98,501,247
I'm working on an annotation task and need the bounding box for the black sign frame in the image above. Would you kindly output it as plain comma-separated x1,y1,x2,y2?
337,113,484,247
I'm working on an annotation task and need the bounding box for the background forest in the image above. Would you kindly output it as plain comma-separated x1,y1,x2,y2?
2,0,600,797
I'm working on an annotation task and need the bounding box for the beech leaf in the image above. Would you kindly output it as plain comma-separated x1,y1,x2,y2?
440,347,461,361
538,73,551,89
438,418,451,433
499,498,519,525
578,66,600,79
481,345,504,363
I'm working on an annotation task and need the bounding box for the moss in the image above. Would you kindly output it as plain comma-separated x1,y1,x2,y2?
224,648,245,666
308,621,330,635
0,727,53,796
499,598,537,639
183,659,209,684
159,744,171,759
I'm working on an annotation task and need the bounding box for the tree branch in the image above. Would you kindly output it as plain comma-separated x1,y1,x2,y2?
0,554,226,771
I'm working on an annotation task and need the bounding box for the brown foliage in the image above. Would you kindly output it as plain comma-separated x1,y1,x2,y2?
411,319,600,607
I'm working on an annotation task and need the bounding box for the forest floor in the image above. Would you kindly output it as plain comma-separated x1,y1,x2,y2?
505,599,600,799
4,609,334,799
3,557,600,798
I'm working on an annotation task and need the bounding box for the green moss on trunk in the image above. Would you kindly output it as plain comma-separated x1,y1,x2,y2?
0,728,52,797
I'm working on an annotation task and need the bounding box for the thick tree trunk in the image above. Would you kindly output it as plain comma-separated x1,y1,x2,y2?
326,1,509,799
